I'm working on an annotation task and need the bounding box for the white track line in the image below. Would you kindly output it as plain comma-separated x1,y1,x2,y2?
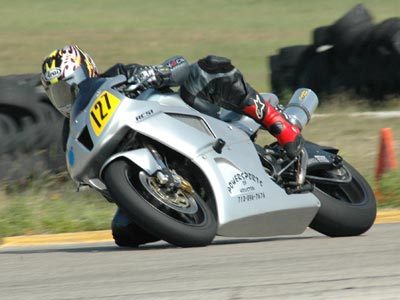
314,111,400,118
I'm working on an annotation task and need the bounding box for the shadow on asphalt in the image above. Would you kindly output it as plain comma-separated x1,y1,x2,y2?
0,235,323,254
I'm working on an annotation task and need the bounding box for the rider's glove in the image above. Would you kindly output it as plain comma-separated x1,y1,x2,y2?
127,65,165,88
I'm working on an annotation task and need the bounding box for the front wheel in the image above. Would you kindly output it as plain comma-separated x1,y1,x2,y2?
103,159,217,247
309,160,377,237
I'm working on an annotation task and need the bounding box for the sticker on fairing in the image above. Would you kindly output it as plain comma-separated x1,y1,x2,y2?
89,91,120,136
299,89,309,100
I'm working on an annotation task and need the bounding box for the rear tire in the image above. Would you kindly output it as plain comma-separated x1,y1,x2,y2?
309,161,377,237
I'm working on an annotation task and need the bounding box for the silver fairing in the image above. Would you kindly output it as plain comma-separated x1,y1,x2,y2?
67,76,320,237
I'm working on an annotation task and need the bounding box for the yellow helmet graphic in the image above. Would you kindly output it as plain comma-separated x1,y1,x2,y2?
41,45,99,117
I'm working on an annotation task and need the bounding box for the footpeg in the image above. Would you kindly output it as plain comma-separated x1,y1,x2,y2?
285,183,314,194
296,148,308,186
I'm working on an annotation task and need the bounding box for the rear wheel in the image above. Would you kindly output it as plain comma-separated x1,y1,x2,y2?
309,161,376,237
103,159,217,247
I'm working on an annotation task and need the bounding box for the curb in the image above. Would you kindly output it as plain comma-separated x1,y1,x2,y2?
313,111,400,118
374,210,400,224
0,230,112,248
1,210,400,248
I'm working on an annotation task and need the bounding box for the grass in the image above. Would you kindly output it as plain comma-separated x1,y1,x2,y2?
378,170,400,208
1,0,400,237
1,0,400,90
0,174,115,238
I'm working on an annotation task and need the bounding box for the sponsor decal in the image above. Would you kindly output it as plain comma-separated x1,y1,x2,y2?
135,109,154,122
44,67,62,81
240,186,255,193
167,57,186,69
253,94,265,120
227,172,263,194
314,155,330,163
299,89,309,101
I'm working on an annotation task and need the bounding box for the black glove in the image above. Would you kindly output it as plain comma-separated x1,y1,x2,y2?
127,65,169,88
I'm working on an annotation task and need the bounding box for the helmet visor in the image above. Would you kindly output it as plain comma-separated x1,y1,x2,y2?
46,80,75,117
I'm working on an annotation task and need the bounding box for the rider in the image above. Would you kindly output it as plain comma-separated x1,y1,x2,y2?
41,45,303,158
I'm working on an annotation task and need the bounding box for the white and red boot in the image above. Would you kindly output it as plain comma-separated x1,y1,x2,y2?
242,93,303,159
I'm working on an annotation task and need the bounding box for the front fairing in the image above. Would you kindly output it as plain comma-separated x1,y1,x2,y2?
71,77,108,120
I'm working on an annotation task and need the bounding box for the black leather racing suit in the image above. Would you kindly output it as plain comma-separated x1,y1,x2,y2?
180,55,303,158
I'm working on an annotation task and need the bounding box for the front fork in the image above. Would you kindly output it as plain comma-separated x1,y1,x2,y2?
145,143,194,195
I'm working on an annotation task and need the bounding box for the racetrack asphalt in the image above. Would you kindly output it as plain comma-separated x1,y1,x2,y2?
0,222,399,300
0,209,399,248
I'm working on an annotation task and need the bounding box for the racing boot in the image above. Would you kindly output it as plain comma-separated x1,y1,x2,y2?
242,90,304,159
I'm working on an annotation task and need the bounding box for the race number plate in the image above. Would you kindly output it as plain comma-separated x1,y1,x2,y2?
89,91,120,136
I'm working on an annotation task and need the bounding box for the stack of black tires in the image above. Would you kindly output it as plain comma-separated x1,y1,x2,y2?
0,74,65,181
270,4,400,101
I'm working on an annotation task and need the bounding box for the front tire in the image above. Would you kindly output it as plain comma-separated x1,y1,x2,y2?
103,159,217,247
309,161,377,237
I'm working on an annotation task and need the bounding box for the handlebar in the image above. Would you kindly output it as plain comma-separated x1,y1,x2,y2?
122,56,190,96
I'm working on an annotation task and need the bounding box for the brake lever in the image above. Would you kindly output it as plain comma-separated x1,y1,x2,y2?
124,75,151,92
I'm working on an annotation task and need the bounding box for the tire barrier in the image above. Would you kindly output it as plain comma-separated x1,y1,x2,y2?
269,4,400,101
0,74,65,181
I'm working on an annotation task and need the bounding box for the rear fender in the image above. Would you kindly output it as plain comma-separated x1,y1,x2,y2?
305,141,339,172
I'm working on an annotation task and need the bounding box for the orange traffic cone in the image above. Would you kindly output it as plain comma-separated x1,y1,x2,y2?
375,127,398,181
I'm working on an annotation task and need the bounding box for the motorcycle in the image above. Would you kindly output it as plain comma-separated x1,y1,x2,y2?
65,57,376,247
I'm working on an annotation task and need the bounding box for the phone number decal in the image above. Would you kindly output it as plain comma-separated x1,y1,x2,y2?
238,192,266,203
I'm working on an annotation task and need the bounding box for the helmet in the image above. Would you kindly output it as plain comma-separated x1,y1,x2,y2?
41,45,99,117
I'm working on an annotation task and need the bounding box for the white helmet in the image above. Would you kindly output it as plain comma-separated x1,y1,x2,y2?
41,45,99,117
